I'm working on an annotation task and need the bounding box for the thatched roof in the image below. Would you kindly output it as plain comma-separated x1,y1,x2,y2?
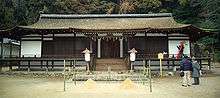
19,13,190,30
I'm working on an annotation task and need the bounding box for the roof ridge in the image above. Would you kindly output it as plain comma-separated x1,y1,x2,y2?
40,13,172,19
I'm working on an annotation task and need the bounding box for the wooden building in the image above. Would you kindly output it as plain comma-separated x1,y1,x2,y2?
0,13,211,71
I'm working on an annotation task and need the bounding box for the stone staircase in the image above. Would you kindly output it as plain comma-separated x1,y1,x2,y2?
95,59,128,71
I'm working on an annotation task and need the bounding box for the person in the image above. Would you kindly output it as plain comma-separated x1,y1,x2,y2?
82,48,91,73
128,48,137,72
192,57,200,85
180,55,193,87
128,48,137,62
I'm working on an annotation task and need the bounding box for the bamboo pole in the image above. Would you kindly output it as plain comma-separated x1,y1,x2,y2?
149,60,152,92
63,60,66,91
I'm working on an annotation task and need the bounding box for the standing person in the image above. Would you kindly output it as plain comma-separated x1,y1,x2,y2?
192,57,200,85
180,56,193,87
128,48,137,72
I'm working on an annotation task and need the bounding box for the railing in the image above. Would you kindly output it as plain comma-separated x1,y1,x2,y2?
0,53,213,72
0,53,96,72
126,53,213,71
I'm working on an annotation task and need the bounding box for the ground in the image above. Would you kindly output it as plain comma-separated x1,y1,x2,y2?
0,63,220,98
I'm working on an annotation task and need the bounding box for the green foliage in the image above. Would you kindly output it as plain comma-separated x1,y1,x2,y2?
178,0,189,6
0,0,15,29
0,0,219,45
137,0,162,13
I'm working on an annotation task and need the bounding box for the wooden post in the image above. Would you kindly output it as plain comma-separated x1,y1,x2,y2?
200,59,202,70
63,60,66,91
51,60,54,71
18,60,21,70
143,59,146,74
97,39,101,58
18,39,21,70
143,59,146,85
0,60,2,72
40,60,43,69
158,53,163,77
208,58,211,70
73,59,76,85
172,58,176,72
0,38,3,72
9,41,12,71
46,60,48,72
149,60,152,92
160,59,162,77
28,60,30,72
9,41,12,58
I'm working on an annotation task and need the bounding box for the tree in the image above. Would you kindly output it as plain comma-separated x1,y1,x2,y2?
0,0,15,29
119,0,137,14
137,0,162,13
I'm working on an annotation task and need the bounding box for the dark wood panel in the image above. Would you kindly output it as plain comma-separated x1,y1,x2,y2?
129,37,168,57
42,37,90,58
42,41,54,57
101,39,120,58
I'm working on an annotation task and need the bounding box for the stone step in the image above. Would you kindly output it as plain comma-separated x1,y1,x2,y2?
96,59,127,71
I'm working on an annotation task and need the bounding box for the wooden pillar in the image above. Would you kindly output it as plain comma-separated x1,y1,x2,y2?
28,60,30,72
90,40,93,53
120,38,123,58
9,41,12,58
172,58,176,72
18,39,21,69
41,34,43,58
70,60,73,70
51,60,54,70
9,41,12,71
0,38,3,72
46,60,48,72
127,38,130,50
0,37,3,72
208,58,211,70
73,33,76,57
1,38,3,58
40,60,43,69
199,59,202,70
97,38,101,58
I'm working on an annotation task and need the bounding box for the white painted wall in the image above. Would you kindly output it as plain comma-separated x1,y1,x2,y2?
21,41,42,57
168,40,190,57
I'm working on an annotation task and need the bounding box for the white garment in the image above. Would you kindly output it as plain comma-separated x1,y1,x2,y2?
82,48,91,62
85,53,90,61
130,53,136,61
182,71,191,86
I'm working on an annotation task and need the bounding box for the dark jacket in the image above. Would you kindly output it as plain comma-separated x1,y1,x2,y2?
180,58,193,71
192,61,200,77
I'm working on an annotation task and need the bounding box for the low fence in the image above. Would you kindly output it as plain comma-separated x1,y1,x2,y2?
0,55,96,72
132,57,212,71
0,55,212,72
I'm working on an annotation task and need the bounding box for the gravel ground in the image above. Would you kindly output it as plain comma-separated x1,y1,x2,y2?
0,66,220,98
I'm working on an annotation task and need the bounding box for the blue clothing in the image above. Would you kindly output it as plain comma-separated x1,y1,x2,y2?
180,58,192,71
